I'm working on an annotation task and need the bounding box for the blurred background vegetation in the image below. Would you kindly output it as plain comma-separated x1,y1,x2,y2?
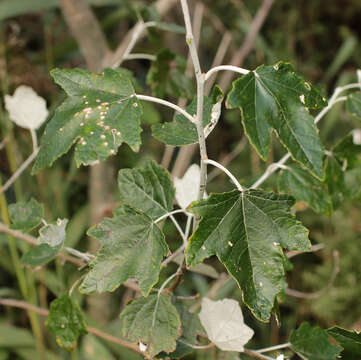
0,0,360,359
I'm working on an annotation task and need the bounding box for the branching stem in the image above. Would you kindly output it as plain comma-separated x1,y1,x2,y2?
204,159,244,191
255,342,291,353
135,94,196,124
154,209,188,224
180,0,208,210
205,65,249,81
0,149,39,195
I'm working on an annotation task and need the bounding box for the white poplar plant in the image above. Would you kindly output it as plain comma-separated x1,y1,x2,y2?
2,1,361,359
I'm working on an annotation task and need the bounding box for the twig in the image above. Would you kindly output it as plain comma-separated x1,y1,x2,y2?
205,65,249,81
0,149,39,195
204,159,243,191
255,342,291,353
0,222,83,267
178,339,214,350
69,275,86,296
64,246,94,263
218,0,275,90
30,129,38,152
123,53,156,61
176,294,200,301
169,3,204,177
243,349,277,360
0,222,144,293
154,209,188,224
104,0,178,68
135,94,196,124
0,298,142,354
180,0,208,206
109,21,157,68
286,250,340,299
170,214,187,242
161,244,186,268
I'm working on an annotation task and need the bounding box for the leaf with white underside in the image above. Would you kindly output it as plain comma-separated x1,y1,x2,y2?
199,298,254,352
278,164,332,214
152,86,223,146
38,219,68,247
119,293,181,356
346,92,361,119
226,61,326,179
79,206,168,296
20,218,68,266
4,85,48,130
117,160,175,221
185,189,311,322
174,164,206,209
32,68,142,173
290,322,342,360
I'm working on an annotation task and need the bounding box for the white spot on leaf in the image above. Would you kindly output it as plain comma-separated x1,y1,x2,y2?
4,85,48,130
304,82,311,90
139,341,147,352
299,94,305,104
199,298,254,352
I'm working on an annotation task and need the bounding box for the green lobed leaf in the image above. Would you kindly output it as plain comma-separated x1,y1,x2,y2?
290,322,342,360
20,243,59,268
278,164,332,214
117,160,175,220
46,295,87,351
9,198,44,232
185,189,311,322
327,326,361,359
346,92,361,119
80,206,168,296
152,86,223,146
32,68,142,173
226,61,326,179
119,294,181,356
146,49,194,99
